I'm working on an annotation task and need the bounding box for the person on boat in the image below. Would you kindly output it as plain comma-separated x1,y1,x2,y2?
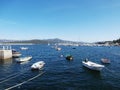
85,58,88,62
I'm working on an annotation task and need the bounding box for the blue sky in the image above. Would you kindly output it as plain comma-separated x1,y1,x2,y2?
0,0,120,42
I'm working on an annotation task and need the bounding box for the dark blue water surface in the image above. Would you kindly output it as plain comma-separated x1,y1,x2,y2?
0,45,120,90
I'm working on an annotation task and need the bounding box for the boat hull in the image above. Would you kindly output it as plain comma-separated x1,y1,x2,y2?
12,50,21,58
82,61,104,71
31,61,45,70
16,56,32,63
12,53,21,58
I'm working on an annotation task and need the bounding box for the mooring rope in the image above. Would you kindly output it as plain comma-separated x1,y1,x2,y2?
0,68,30,84
0,73,18,81
5,71,45,90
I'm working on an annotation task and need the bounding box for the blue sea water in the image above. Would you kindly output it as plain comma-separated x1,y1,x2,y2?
0,45,120,90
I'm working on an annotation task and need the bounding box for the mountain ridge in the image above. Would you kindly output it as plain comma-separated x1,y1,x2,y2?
0,38,83,44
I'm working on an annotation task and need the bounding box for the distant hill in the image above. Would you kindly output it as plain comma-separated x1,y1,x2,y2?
0,38,83,44
1,38,120,45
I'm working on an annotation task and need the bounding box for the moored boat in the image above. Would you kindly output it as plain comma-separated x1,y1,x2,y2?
56,47,61,51
12,50,21,58
20,47,28,50
101,58,110,64
82,59,105,71
16,56,32,63
31,61,45,70
66,55,73,60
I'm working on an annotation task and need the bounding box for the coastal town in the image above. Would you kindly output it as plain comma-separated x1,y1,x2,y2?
0,38,120,47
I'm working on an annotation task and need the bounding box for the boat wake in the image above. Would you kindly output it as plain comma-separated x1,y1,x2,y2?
5,71,45,90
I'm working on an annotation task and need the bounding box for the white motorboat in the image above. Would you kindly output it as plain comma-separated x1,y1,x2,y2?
20,47,28,50
16,56,32,63
82,59,105,71
101,58,110,64
57,47,61,51
12,50,21,58
55,47,61,51
31,61,45,70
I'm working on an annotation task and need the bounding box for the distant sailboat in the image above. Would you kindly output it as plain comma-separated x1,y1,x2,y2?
54,45,61,51
56,47,61,51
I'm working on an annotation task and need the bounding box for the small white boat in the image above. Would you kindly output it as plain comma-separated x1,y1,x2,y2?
82,59,105,71
57,47,61,51
20,47,28,50
55,47,61,51
31,61,45,70
16,56,32,63
101,58,110,64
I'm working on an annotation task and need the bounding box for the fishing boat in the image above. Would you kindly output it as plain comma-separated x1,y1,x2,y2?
12,50,21,58
31,61,45,70
82,59,105,71
16,56,32,63
101,58,110,64
66,55,73,60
